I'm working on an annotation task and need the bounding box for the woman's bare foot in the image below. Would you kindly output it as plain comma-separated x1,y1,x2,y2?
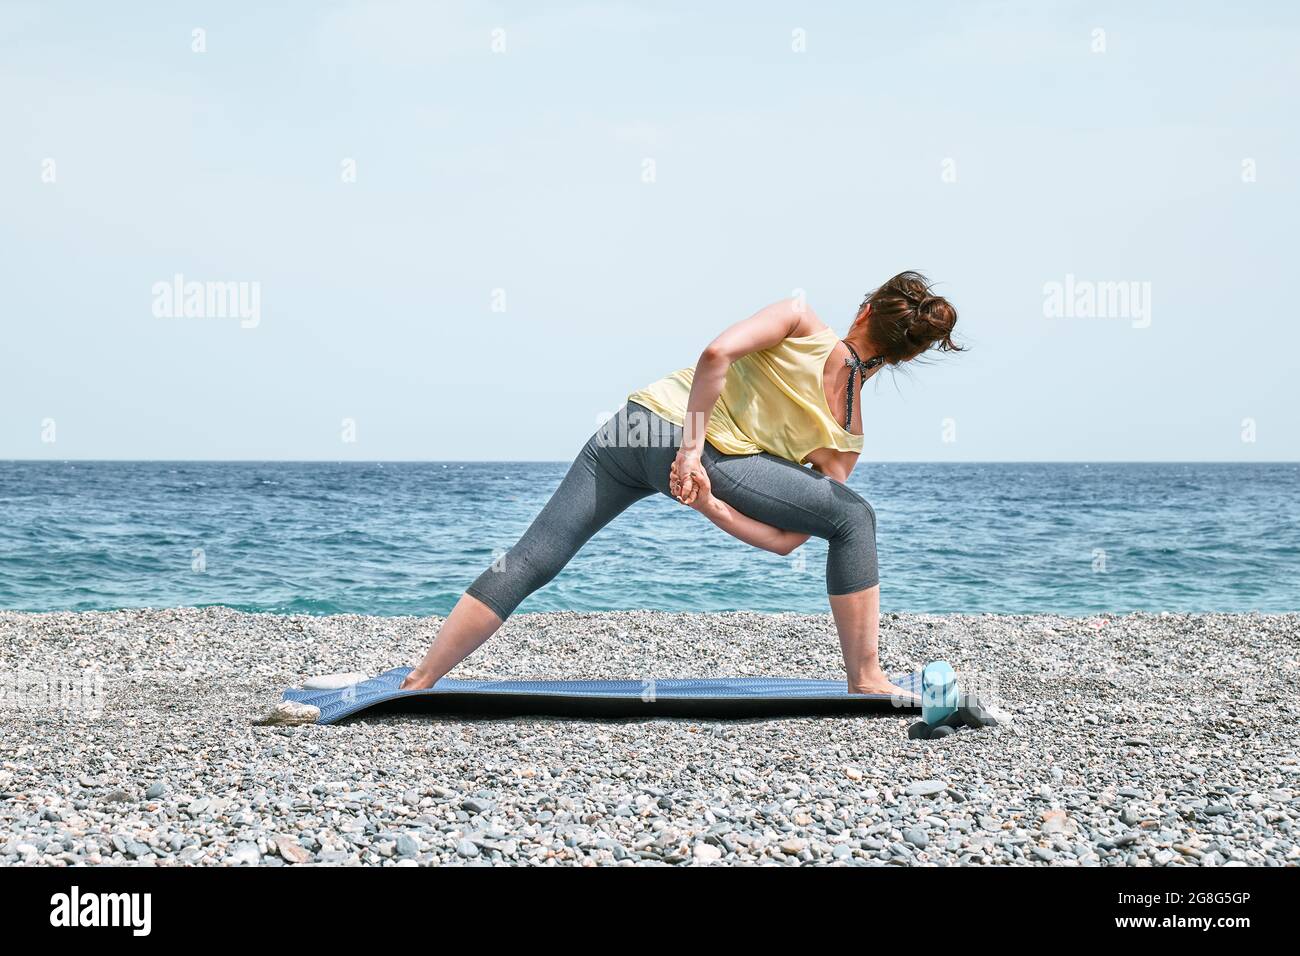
399,668,435,691
849,670,919,701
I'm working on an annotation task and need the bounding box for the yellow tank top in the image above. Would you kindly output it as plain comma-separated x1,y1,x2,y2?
627,328,864,465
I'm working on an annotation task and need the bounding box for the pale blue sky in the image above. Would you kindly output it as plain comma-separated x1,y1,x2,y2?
3,1,1296,460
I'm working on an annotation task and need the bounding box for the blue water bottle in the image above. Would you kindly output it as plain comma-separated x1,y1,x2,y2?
921,660,959,726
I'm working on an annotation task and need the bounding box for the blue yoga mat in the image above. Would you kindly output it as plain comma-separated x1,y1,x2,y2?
282,667,923,725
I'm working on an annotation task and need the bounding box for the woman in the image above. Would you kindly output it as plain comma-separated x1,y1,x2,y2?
401,271,960,696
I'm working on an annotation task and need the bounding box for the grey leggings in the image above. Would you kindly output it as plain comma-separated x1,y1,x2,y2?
467,401,878,620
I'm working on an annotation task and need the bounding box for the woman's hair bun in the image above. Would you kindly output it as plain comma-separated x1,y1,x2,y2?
862,272,961,363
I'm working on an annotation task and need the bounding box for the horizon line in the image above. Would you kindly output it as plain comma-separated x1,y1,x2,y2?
2,458,1296,466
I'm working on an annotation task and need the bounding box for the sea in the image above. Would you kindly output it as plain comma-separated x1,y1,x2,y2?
0,461,1296,616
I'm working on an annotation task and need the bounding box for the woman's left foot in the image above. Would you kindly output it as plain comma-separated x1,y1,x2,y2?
850,676,919,700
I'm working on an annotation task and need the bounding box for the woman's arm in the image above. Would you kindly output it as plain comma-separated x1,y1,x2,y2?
806,449,859,484
698,496,810,556
694,456,857,555
674,299,821,502
673,456,812,555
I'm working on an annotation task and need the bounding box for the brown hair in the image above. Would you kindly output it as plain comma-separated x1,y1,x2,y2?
860,271,961,365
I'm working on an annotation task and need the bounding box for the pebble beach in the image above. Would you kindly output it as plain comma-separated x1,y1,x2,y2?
1,607,1297,867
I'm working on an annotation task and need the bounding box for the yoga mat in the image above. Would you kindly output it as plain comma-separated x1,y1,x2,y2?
283,667,922,725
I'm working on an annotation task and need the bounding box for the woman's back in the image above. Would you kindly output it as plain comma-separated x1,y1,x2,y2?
629,327,865,465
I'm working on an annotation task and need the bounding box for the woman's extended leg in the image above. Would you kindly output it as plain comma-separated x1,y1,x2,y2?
401,428,654,689
703,452,907,696
398,592,506,691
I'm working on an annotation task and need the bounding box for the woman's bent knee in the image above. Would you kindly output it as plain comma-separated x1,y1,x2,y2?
826,495,878,593
831,493,877,540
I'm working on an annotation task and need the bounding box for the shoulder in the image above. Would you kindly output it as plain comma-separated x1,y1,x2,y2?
787,300,832,338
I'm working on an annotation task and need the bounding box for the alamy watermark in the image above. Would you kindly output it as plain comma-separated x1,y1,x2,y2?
0,668,104,717
595,406,705,449
1043,274,1151,329
152,274,261,328
50,886,151,936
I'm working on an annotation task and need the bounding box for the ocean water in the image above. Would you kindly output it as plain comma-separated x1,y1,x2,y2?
0,461,1296,617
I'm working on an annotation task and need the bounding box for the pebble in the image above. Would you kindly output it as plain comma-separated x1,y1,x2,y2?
274,835,312,864
1041,810,1074,836
253,700,321,727
905,780,947,798
0,606,1293,868
228,843,261,866
693,842,722,862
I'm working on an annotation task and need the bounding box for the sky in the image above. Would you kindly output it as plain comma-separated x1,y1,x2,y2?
2,0,1297,461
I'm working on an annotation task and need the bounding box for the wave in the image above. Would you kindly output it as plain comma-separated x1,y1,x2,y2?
1,461,1297,615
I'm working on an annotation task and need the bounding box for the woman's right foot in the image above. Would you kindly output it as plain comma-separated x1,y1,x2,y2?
399,668,435,691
